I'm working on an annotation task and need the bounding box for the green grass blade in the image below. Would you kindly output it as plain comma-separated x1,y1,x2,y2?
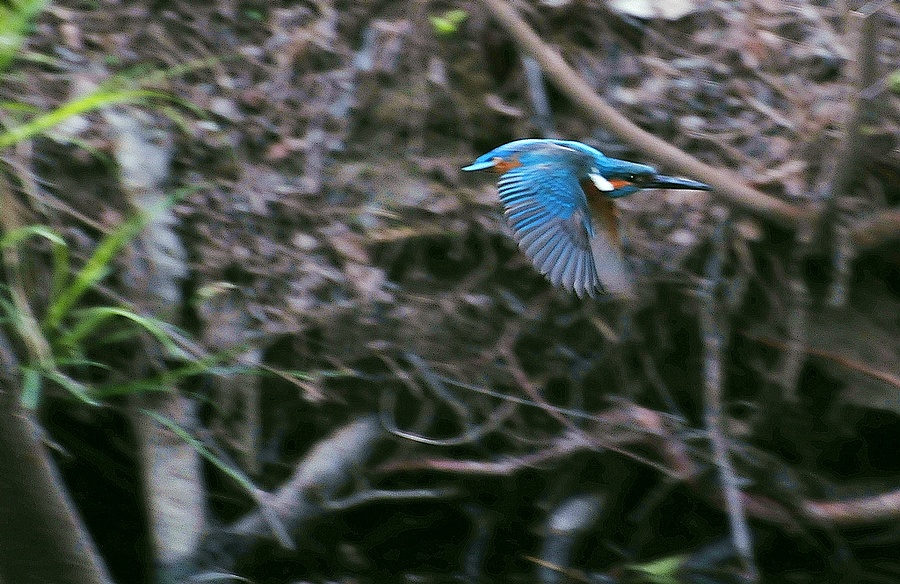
44,186,196,331
20,365,42,409
0,225,70,299
627,555,686,584
0,88,167,149
93,353,244,398
0,100,41,114
43,369,100,406
44,189,191,331
60,306,190,359
0,289,16,316
44,211,148,330
142,409,259,496
0,224,66,248
55,357,113,371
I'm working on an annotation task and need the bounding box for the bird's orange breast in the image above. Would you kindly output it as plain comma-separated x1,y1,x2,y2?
580,178,621,247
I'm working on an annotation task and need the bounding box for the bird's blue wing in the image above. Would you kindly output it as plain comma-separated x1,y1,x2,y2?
497,164,604,298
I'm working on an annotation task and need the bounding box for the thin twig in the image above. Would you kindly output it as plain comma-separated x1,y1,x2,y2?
778,269,810,401
377,432,592,476
378,403,800,530
323,486,457,511
405,351,473,425
700,218,757,582
824,5,883,305
520,55,557,138
805,488,900,526
827,220,854,306
741,333,900,391
379,384,513,447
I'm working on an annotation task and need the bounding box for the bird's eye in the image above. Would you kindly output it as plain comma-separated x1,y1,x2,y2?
627,174,636,181
630,174,650,186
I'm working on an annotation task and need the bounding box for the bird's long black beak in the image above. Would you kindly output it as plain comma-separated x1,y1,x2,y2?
647,175,711,191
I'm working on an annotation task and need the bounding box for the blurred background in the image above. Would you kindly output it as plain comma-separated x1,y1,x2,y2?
0,1,899,583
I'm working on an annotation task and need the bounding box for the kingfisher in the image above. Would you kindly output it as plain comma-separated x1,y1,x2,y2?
463,139,711,300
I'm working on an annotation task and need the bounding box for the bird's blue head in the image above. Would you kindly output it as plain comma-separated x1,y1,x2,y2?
590,157,697,198
463,139,710,198
461,139,586,173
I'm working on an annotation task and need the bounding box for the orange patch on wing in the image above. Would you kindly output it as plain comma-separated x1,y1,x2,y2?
492,156,522,173
608,178,631,190
581,178,621,248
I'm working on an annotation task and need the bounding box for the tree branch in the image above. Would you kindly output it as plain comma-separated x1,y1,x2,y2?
851,208,900,251
477,0,814,230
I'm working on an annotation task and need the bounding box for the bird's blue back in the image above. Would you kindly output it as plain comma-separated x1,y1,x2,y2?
469,139,656,197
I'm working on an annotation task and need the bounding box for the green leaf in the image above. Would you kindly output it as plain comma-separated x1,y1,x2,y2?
0,224,66,249
0,100,41,114
443,9,469,25
55,357,113,371
0,0,50,72
429,9,468,36
888,69,900,95
44,187,194,331
626,555,686,584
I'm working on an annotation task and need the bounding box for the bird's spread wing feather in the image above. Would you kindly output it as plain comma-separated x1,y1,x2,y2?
497,160,635,299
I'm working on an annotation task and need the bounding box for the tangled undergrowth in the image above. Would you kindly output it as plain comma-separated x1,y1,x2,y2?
1,0,900,583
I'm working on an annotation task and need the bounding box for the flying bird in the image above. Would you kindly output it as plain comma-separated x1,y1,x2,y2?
463,139,711,300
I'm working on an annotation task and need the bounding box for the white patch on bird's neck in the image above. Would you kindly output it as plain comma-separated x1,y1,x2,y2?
588,171,615,192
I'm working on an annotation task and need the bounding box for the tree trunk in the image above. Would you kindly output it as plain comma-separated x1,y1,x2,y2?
0,372,113,584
